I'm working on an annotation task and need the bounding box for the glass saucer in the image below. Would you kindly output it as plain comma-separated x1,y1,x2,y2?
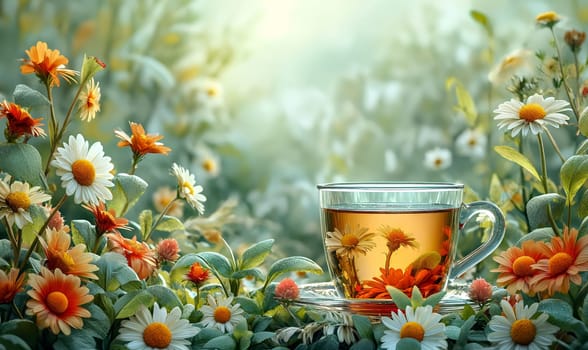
291,279,476,317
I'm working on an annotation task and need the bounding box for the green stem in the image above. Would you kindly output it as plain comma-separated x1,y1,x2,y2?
518,137,531,230
537,134,561,236
543,128,566,163
17,194,68,277
44,78,86,175
43,83,58,175
143,197,178,242
4,218,19,265
550,28,581,122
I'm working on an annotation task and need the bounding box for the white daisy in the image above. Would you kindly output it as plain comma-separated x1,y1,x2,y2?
424,147,452,170
199,294,246,333
487,300,558,349
324,313,359,345
171,163,206,215
325,224,376,258
0,177,51,228
118,302,200,350
487,49,535,86
455,128,487,159
380,305,447,350
494,94,571,137
50,134,114,205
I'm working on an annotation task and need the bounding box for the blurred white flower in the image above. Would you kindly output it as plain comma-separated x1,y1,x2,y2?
488,48,535,86
384,149,398,173
193,77,224,108
455,129,487,159
424,147,452,170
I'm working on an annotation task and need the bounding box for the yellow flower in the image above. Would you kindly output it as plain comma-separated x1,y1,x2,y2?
0,177,51,229
536,11,561,28
78,78,101,122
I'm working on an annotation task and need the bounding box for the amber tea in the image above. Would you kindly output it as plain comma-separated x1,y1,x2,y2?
322,205,458,299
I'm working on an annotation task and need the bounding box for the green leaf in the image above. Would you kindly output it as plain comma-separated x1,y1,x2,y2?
234,296,261,314
579,188,588,218
203,335,237,350
114,290,155,319
577,139,588,155
196,251,234,278
0,143,45,187
139,210,153,238
107,173,148,216
352,315,374,340
264,256,323,289
445,325,461,340
470,10,493,36
13,84,50,108
457,315,477,346
251,331,275,344
454,82,478,125
350,338,376,350
561,155,588,206
147,285,182,310
0,334,31,350
70,220,96,250
155,215,184,232
239,239,274,270
79,55,105,86
95,252,140,292
526,193,565,229
0,319,37,350
53,329,96,350
539,298,588,337
82,303,110,339
385,286,411,310
19,205,46,246
494,145,541,181
231,267,265,281
516,227,554,245
422,290,446,308
395,338,421,350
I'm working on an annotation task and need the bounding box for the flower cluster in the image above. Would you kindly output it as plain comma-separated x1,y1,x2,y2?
0,41,324,349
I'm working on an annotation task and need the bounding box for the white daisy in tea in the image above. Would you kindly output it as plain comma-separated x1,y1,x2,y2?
325,224,376,258
0,176,51,228
171,162,206,215
199,294,246,333
50,134,114,205
117,302,200,350
487,300,558,349
380,305,447,350
493,93,571,137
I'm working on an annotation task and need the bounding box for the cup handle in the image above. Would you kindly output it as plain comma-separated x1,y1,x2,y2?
449,201,506,279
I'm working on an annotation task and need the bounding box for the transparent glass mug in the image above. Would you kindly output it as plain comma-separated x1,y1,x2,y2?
318,182,505,301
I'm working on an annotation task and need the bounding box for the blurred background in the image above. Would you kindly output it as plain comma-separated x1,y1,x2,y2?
1,0,587,270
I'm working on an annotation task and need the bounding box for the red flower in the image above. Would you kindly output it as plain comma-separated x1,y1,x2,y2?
185,262,209,286
275,278,300,300
84,202,129,235
0,101,45,140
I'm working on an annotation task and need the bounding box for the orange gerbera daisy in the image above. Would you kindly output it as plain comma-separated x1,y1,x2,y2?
106,233,157,280
0,268,25,303
84,201,129,236
356,264,444,299
186,261,210,286
379,226,418,253
530,227,588,296
20,41,77,87
115,122,171,157
26,267,93,335
492,240,546,295
0,101,45,140
42,228,99,280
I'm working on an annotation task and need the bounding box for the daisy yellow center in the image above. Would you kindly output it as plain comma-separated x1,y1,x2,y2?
46,291,68,314
468,137,477,146
512,255,536,277
548,252,573,275
399,321,425,341
5,191,31,211
143,322,172,349
510,319,535,345
340,233,359,248
202,159,216,173
519,103,546,122
181,181,195,195
71,159,96,186
213,306,232,323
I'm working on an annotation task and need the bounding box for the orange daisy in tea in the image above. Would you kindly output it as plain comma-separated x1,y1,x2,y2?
531,227,588,296
26,267,93,335
357,264,444,299
20,41,77,87
379,225,418,253
106,233,157,280
0,268,25,304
